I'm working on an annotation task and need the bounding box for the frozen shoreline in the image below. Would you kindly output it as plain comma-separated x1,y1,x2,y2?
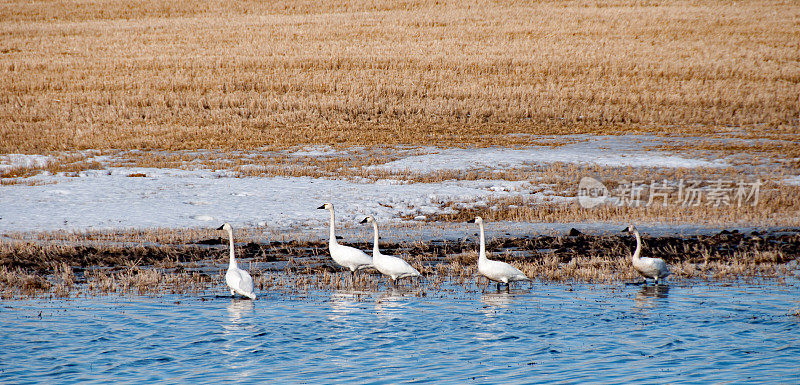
1,135,794,234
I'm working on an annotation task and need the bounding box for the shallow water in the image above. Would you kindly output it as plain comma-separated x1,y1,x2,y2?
2,281,799,384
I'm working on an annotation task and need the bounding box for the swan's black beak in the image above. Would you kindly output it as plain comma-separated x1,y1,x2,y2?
468,218,476,223
621,227,629,233
360,218,368,224
317,205,326,210
217,225,224,230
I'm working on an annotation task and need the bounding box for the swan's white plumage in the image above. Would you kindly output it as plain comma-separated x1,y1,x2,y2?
318,203,373,272
472,217,529,285
219,223,256,300
329,242,374,272
626,224,670,284
362,216,420,281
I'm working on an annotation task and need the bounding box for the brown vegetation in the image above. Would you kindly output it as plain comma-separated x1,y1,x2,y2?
428,187,800,227
1,227,798,298
1,0,799,153
0,152,105,178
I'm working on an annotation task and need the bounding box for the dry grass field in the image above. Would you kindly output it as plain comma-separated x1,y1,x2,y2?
1,0,799,153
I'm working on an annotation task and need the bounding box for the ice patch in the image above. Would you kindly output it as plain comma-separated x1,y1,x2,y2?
288,145,349,157
374,179,405,186
0,154,53,171
781,175,800,186
238,165,267,172
0,168,506,232
369,135,728,172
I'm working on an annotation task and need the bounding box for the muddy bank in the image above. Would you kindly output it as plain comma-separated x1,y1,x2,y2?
3,228,799,276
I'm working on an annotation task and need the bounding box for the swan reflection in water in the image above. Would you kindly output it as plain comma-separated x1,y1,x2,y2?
328,289,370,322
226,298,255,325
475,292,519,344
480,292,515,309
222,300,256,356
374,287,419,319
633,284,670,310
222,299,258,380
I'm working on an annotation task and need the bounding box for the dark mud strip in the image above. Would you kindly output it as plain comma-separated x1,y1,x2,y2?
3,228,799,276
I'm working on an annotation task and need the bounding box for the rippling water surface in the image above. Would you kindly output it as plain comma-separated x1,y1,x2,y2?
2,281,799,384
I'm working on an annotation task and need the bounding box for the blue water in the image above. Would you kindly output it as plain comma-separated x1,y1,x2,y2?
1,281,799,384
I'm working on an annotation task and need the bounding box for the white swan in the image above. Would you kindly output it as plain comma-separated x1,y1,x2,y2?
361,216,421,283
218,223,256,300
317,203,373,273
471,216,529,291
623,224,670,285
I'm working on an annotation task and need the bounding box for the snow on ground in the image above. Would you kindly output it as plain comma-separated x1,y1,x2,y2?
781,175,800,186
0,168,534,233
368,135,728,172
0,154,53,172
0,135,739,233
285,145,352,157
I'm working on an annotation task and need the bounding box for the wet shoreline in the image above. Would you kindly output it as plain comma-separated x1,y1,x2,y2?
1,228,798,298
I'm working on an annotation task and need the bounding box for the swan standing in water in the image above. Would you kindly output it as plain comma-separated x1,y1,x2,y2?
218,223,257,300
470,216,530,291
318,203,373,278
623,224,670,285
360,216,421,284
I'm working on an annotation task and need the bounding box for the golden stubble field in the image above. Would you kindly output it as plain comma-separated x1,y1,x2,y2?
1,0,798,153
0,0,799,232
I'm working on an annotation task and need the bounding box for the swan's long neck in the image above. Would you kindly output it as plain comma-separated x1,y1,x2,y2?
227,228,237,269
478,222,487,262
632,229,641,261
327,208,337,245
371,221,380,255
